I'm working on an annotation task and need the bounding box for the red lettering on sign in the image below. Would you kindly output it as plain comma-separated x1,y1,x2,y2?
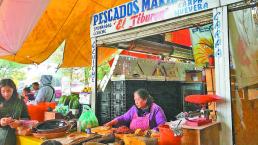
129,8,167,28
116,18,126,30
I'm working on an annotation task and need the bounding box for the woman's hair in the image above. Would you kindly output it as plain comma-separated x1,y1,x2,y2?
32,82,39,86
0,79,18,99
41,140,62,145
23,87,31,93
134,88,154,107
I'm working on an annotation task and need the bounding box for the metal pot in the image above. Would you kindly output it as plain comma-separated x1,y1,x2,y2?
33,119,69,134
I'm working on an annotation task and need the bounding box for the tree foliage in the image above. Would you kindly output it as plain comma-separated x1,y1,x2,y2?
84,62,110,82
0,59,26,83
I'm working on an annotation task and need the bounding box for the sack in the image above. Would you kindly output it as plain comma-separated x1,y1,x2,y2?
78,105,99,131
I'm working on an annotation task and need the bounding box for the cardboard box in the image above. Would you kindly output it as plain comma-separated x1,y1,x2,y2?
44,112,63,121
248,87,258,100
185,70,202,82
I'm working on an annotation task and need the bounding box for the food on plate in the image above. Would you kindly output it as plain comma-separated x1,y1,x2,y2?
85,133,116,144
123,135,158,145
16,126,32,136
14,120,38,136
150,132,160,138
20,120,38,128
91,126,113,135
92,126,111,132
143,130,152,137
68,132,81,139
102,126,111,130
67,132,91,140
114,126,133,134
134,129,144,136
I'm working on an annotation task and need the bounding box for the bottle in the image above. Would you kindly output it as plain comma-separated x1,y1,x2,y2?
77,120,81,133
85,128,91,134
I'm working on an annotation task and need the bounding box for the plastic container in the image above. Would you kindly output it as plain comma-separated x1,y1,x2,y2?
27,105,44,121
27,102,56,122
158,125,181,145
85,128,91,134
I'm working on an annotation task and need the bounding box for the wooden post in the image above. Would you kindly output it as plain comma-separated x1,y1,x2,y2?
91,37,97,113
213,6,233,145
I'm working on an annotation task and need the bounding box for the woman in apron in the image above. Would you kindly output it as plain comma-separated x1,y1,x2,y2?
105,88,167,131
0,79,30,145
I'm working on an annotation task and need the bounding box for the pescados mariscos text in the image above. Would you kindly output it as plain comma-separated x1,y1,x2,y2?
92,0,209,35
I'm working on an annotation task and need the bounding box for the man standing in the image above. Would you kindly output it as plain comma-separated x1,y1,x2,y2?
35,75,55,103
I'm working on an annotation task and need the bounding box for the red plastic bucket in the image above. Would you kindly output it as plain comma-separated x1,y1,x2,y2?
27,102,56,122
159,125,181,145
27,105,44,121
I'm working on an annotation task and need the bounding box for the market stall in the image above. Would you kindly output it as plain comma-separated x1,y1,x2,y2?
10,0,257,145
89,0,249,145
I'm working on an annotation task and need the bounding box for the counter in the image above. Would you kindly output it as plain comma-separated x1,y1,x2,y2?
181,122,221,145
16,131,157,145
16,122,220,145
17,135,43,145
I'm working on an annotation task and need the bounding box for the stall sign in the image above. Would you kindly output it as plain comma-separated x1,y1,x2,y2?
220,0,243,6
90,0,220,37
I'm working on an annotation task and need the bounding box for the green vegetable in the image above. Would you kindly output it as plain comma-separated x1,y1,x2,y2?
69,98,80,109
59,94,79,108
70,94,79,100
58,95,67,105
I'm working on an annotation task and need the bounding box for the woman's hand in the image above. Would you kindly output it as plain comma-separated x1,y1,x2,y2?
104,119,118,127
0,117,14,126
9,120,22,129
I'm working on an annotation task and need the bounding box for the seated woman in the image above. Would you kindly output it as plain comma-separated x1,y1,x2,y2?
105,88,167,131
0,79,30,145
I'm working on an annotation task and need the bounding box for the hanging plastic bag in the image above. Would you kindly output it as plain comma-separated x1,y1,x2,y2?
55,104,69,116
78,105,99,131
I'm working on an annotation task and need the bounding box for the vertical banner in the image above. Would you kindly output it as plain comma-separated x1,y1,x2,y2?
213,10,223,59
213,7,233,145
91,37,97,113
190,24,214,67
229,8,258,88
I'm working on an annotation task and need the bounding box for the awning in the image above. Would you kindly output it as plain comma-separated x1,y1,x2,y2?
0,0,49,57
0,0,130,67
